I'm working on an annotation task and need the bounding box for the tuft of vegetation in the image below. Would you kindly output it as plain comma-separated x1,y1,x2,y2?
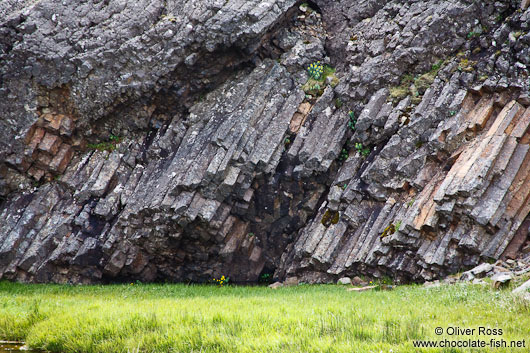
307,61,324,80
380,223,396,239
395,220,402,232
302,64,338,98
299,2,314,14
389,60,444,104
0,282,528,353
338,148,349,162
160,14,177,23
212,275,229,287
355,143,370,158
457,58,477,73
347,111,356,131
321,209,340,227
258,273,272,284
87,134,122,152
382,221,402,239
466,31,480,39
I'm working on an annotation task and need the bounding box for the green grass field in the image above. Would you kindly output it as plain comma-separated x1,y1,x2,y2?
0,281,529,353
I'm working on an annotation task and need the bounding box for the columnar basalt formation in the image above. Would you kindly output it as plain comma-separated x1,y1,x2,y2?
278,86,530,283
1,0,530,284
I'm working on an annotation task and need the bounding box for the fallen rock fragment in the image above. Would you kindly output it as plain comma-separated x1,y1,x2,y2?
423,280,441,288
269,282,284,289
470,263,493,278
284,277,300,286
491,273,513,289
337,277,352,285
460,271,475,282
444,277,458,284
512,279,530,295
351,276,366,286
347,285,377,292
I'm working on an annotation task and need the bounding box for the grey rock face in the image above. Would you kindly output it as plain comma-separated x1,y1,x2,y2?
1,0,530,284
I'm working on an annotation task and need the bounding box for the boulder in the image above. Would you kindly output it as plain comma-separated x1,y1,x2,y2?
284,277,300,286
269,282,284,289
424,280,441,288
491,273,513,289
512,279,530,295
351,276,366,286
337,277,352,285
470,263,494,278
460,271,475,282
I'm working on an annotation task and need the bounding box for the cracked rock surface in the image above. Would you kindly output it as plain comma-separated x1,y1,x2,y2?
1,0,530,284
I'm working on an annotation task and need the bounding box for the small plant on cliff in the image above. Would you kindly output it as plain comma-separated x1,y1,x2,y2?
457,58,477,73
302,63,338,98
347,111,356,131
389,60,445,104
395,220,402,232
307,61,324,80
338,148,349,161
380,224,396,239
355,143,370,158
87,134,122,152
213,275,229,287
381,221,402,240
160,14,177,23
321,209,339,227
259,273,272,284
466,31,480,39
300,2,314,13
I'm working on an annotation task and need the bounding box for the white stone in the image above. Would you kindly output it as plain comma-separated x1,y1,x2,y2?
337,277,352,285
512,279,530,294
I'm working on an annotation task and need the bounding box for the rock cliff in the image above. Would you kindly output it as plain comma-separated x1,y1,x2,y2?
1,0,530,284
